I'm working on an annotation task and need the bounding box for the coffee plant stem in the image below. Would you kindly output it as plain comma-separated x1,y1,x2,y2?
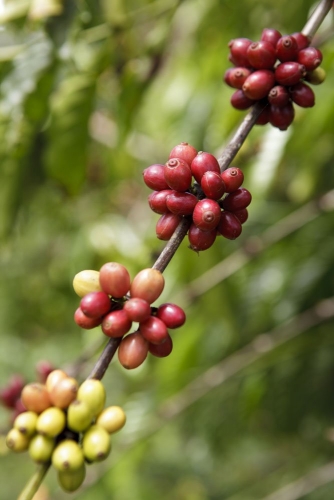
87,338,122,380
17,463,50,500
302,0,333,38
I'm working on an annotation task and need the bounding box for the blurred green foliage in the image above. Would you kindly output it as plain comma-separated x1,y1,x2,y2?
1,0,334,498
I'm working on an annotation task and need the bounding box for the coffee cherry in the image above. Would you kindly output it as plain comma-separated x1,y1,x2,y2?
246,41,276,69
21,383,51,414
269,102,295,130
96,406,126,434
74,307,102,329
73,270,102,298
242,70,275,100
46,370,68,393
156,303,186,329
166,191,198,216
168,142,198,166
67,400,93,432
233,208,249,224
224,67,252,89
255,105,270,125
188,224,217,251
164,158,192,192
148,334,173,358
228,38,252,67
217,211,242,239
291,32,311,50
101,309,132,338
275,62,306,86
82,425,111,462
130,268,165,304
6,428,30,452
143,164,169,191
80,291,111,319
305,67,326,85
99,262,131,298
14,411,38,436
230,89,254,110
156,213,182,240
139,316,169,344
200,171,226,200
77,379,106,417
221,167,244,193
0,375,25,409
268,85,290,107
36,407,66,437
36,360,54,384
192,199,221,231
148,190,173,214
221,188,252,211
49,377,78,409
29,434,55,463
289,82,315,108
52,439,85,471
118,332,149,369
58,463,86,492
123,298,151,323
190,152,220,183
276,35,298,62
260,28,282,47
297,47,322,71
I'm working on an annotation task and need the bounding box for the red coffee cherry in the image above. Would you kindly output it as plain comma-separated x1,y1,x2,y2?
148,190,173,214
118,332,149,369
289,82,315,108
242,70,275,100
230,89,254,110
188,224,217,251
224,67,252,89
192,199,221,231
80,292,111,319
221,167,244,193
168,142,198,166
101,310,132,338
268,85,290,107
256,106,270,125
99,262,131,298
143,164,169,191
156,213,182,240
221,188,252,211
269,102,295,130
291,32,311,50
276,35,298,62
233,208,249,224
156,303,186,329
139,316,169,344
130,268,165,304
275,62,306,86
217,211,242,239
190,152,220,183
166,191,198,216
297,47,322,71
228,38,252,67
164,158,192,192
0,375,25,409
123,298,151,323
74,307,102,329
246,41,276,69
148,335,173,358
260,28,282,47
201,171,226,200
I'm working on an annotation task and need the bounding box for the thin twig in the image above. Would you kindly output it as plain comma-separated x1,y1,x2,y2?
17,463,50,500
302,0,333,38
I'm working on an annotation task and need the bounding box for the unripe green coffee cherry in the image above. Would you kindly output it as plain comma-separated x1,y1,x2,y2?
96,406,126,434
52,439,85,471
77,379,106,417
73,270,102,297
14,411,38,437
67,400,93,432
29,434,55,463
58,463,86,492
82,425,111,462
6,428,30,452
36,407,66,437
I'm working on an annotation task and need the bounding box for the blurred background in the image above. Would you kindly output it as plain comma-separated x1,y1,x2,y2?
1,0,334,498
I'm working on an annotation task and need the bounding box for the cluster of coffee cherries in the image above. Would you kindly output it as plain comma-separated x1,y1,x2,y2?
6,369,126,493
73,263,186,368
224,29,326,129
143,142,251,251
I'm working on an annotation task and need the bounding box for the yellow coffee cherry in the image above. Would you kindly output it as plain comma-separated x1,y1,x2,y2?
96,406,126,434
82,425,111,462
13,411,38,437
73,270,102,297
77,379,106,417
58,463,86,492
52,440,84,472
36,407,66,437
6,428,30,452
67,400,93,432
29,434,55,463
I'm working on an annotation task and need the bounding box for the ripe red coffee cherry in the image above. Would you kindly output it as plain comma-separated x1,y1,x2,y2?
188,224,216,251
268,85,290,107
130,268,165,304
269,102,295,130
218,211,242,239
276,36,298,62
143,164,169,191
291,32,311,50
156,213,182,240
148,190,173,214
156,303,186,329
233,208,249,224
221,188,252,211
230,89,254,110
192,199,221,231
166,191,198,216
101,310,132,338
242,70,275,100
297,47,322,71
224,67,252,89
0,375,25,409
148,334,173,358
168,142,197,166
221,167,244,193
164,158,192,192
228,38,252,67
99,262,131,298
201,171,226,200
123,298,151,323
190,152,220,183
74,307,102,329
118,332,149,369
80,292,111,319
256,106,270,126
246,41,276,69
139,316,168,344
275,62,306,86
289,82,315,108
260,28,282,47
